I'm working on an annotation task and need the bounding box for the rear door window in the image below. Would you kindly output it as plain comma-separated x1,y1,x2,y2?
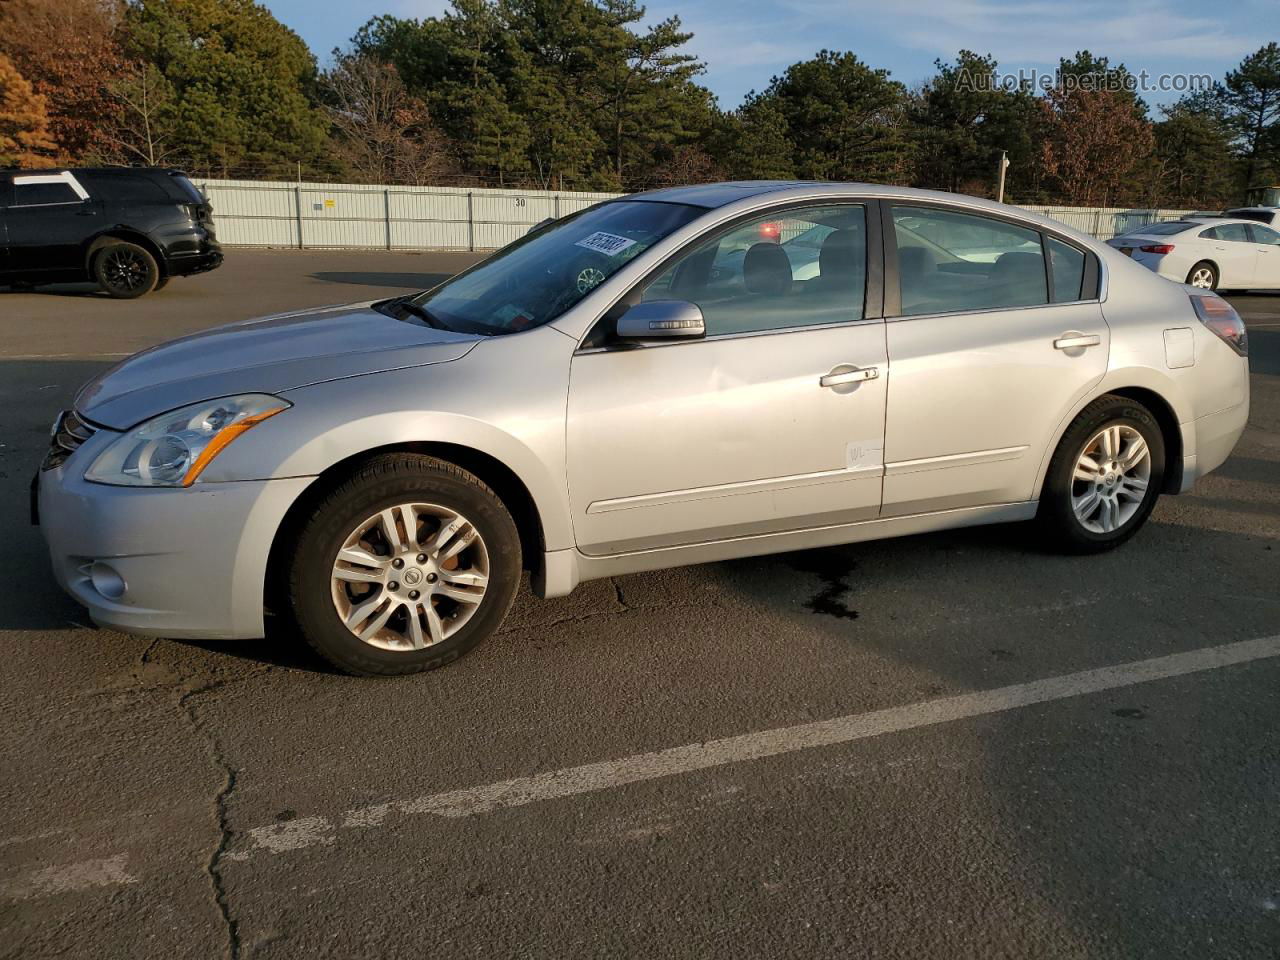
891,206,1048,316
1248,224,1280,245
13,181,81,207
1217,223,1251,243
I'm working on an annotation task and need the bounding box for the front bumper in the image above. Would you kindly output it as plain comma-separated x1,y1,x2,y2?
37,439,312,639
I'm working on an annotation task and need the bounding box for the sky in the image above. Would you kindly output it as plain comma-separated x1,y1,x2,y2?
263,0,1278,111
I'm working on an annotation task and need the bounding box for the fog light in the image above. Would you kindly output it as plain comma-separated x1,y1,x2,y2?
89,562,127,600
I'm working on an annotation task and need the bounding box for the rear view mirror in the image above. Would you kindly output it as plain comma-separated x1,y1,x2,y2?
614,300,705,342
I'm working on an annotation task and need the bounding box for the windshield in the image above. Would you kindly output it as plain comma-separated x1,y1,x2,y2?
406,200,703,335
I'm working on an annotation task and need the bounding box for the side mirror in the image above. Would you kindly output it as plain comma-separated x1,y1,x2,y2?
614,300,705,342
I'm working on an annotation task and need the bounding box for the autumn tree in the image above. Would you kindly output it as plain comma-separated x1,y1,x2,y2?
1040,84,1154,206
0,0,126,162
0,52,58,167
322,54,454,185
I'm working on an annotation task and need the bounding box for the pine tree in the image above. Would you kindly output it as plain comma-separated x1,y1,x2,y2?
1220,43,1280,194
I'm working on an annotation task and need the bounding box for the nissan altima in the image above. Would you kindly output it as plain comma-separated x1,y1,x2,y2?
36,182,1250,676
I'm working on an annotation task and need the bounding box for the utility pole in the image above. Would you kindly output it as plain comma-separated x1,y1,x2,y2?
996,150,1010,204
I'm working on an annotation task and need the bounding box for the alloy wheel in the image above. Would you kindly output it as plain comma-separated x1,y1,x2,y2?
102,248,151,292
330,502,489,651
1070,424,1152,534
1189,267,1215,289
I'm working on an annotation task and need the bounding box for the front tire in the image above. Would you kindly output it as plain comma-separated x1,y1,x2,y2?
1037,395,1164,553
93,241,159,299
287,454,522,676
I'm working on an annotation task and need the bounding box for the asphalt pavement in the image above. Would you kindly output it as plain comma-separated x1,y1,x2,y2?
1,250,1278,959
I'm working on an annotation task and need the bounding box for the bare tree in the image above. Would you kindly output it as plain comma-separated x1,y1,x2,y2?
324,54,454,185
103,61,176,166
1040,86,1154,206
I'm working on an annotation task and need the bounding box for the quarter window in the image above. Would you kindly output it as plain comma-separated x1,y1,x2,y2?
13,181,81,206
1046,236,1086,302
892,206,1047,315
1249,224,1280,245
641,204,867,336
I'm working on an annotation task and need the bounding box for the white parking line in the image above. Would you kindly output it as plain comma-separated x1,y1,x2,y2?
7,634,1280,899
2,353,131,361
242,633,1280,850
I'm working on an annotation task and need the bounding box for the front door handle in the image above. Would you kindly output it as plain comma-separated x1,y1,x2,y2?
1053,334,1101,350
820,366,879,388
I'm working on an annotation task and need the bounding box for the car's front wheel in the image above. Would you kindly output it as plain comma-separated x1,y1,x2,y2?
93,240,160,299
1038,395,1165,553
287,454,522,676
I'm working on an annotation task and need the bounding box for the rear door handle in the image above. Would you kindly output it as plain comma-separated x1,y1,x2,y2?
1053,334,1101,350
820,366,879,388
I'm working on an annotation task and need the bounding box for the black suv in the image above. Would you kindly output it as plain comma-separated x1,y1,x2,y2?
0,167,222,298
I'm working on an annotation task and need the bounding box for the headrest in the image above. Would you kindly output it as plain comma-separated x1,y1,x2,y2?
818,229,864,281
991,251,1043,279
743,242,792,295
898,246,937,279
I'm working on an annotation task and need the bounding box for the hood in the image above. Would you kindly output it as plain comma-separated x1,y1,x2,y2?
77,301,481,429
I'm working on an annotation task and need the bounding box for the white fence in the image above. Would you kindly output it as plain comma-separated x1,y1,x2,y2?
190,178,621,251
191,177,1193,249
1023,205,1195,241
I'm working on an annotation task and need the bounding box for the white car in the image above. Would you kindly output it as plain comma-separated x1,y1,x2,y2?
1106,217,1280,291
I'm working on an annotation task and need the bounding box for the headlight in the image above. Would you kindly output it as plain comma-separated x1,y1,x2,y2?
85,394,290,487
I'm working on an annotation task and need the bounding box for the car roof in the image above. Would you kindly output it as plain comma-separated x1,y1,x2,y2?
68,167,189,177
627,180,1023,213
1131,217,1260,233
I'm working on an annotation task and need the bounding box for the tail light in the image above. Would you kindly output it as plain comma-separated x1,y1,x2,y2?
1190,293,1248,357
1140,244,1175,254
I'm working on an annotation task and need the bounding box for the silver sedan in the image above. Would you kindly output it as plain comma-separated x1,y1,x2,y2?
37,183,1250,675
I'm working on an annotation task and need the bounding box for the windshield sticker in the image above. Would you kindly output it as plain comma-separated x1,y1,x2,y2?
492,303,534,328
574,231,638,257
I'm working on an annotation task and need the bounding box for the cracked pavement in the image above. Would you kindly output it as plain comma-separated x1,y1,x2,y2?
2,252,1279,958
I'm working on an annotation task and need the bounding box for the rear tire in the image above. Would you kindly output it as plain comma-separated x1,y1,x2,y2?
93,241,159,299
1037,395,1164,553
286,454,522,676
1185,261,1217,290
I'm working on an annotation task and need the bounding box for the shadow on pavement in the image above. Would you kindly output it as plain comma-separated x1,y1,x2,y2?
309,271,452,290
1,281,106,298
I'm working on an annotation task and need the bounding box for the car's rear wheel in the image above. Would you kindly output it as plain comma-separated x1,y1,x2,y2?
93,241,159,299
287,454,522,676
1186,261,1217,290
1038,395,1164,553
